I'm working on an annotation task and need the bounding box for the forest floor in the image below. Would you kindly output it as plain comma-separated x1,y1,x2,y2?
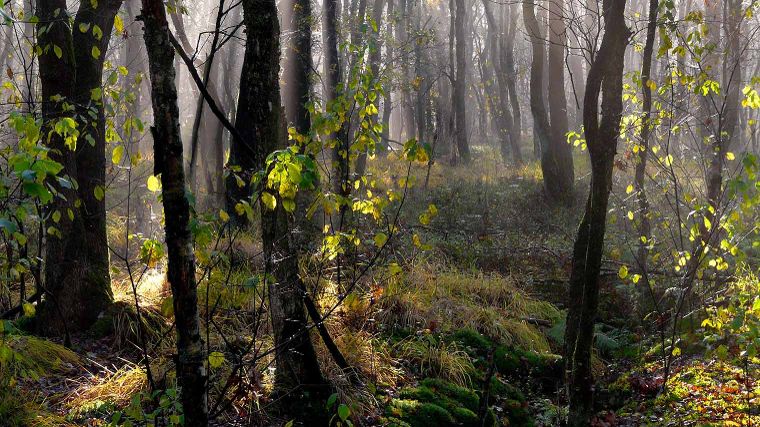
2,150,758,426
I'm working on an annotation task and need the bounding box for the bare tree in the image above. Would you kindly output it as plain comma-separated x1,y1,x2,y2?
140,0,208,424
563,0,629,424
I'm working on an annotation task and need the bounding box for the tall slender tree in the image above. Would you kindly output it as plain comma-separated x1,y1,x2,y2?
547,0,575,203
140,0,208,424
453,0,469,162
563,0,629,424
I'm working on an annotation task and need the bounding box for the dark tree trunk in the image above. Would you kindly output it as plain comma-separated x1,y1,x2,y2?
482,0,515,164
502,3,523,164
237,0,328,417
563,0,628,424
283,0,318,249
547,0,575,204
634,0,658,302
36,0,120,335
523,0,553,185
453,0,469,162
140,0,208,425
323,0,344,198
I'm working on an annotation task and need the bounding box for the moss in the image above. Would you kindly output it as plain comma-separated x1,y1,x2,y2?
500,399,534,426
1,335,79,379
450,328,493,356
392,378,500,426
494,346,562,378
386,399,455,426
420,378,478,411
449,406,479,425
490,377,525,402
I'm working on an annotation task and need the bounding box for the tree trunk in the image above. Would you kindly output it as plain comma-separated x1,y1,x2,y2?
36,0,119,335
502,3,523,164
140,0,208,424
564,0,628,424
453,0,469,162
547,0,574,204
633,0,658,304
523,0,553,186
237,0,328,417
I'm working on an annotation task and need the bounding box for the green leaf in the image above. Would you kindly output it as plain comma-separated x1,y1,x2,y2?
338,404,350,421
160,296,174,317
53,44,62,59
78,22,91,33
91,45,101,59
92,24,103,40
373,232,388,247
94,185,105,201
326,393,338,409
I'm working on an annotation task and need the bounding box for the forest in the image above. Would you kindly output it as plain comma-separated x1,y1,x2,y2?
0,0,758,424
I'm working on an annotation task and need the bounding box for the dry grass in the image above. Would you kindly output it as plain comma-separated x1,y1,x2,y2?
65,364,148,413
376,261,560,353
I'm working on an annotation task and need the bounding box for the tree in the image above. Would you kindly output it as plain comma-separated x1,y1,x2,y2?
523,0,554,192
563,0,629,424
547,0,575,203
236,0,328,417
633,0,658,302
482,0,516,164
502,3,523,164
140,0,208,424
453,0,469,162
36,0,122,335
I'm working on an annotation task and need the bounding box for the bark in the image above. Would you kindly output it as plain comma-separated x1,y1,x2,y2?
36,0,120,335
502,3,523,164
547,0,575,204
564,0,628,424
356,0,386,174
236,0,328,416
523,0,553,186
380,0,394,152
323,0,344,197
634,0,657,303
188,1,225,195
482,0,516,164
140,0,208,424
453,0,469,162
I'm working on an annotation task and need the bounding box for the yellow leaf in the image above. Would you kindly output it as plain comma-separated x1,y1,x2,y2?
219,209,230,222
112,145,125,164
209,351,225,368
261,192,277,210
618,265,629,279
147,175,161,192
626,184,634,194
726,152,735,160
114,14,124,34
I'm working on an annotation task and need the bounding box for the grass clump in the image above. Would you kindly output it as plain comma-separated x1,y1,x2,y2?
65,365,148,417
377,262,559,353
